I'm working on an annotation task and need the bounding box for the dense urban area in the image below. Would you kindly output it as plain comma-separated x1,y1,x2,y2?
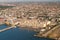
0,2,60,40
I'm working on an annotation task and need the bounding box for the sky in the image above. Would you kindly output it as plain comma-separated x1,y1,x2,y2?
0,0,60,2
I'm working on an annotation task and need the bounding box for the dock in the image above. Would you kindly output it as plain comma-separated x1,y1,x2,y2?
0,26,16,32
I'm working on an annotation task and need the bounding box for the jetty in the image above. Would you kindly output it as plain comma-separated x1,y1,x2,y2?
0,15,18,32
0,26,16,32
0,27,13,32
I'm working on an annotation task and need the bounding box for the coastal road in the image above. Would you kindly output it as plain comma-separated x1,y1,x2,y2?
42,24,60,38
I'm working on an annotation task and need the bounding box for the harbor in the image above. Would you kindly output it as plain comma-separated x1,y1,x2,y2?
0,24,54,40
0,2,60,40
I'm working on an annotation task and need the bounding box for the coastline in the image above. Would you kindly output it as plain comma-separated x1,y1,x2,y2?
0,21,58,40
0,2,60,40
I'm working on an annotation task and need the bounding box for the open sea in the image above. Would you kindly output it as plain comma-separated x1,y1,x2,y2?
0,24,54,40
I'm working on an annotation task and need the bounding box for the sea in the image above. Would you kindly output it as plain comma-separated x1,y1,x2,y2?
0,24,55,40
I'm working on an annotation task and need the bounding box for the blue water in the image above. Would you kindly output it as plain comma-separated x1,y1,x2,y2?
0,24,54,40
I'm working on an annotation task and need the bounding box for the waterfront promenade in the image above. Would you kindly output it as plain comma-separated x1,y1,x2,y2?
42,24,60,37
35,23,60,40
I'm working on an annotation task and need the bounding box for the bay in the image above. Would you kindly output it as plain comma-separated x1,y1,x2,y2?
0,24,54,40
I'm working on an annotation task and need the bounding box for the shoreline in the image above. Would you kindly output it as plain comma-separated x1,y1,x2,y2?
0,24,55,40
0,3,60,40
0,23,58,40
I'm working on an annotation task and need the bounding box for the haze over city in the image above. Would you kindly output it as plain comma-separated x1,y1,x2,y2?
0,0,60,2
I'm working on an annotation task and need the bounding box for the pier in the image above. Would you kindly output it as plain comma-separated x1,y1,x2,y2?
0,26,16,32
